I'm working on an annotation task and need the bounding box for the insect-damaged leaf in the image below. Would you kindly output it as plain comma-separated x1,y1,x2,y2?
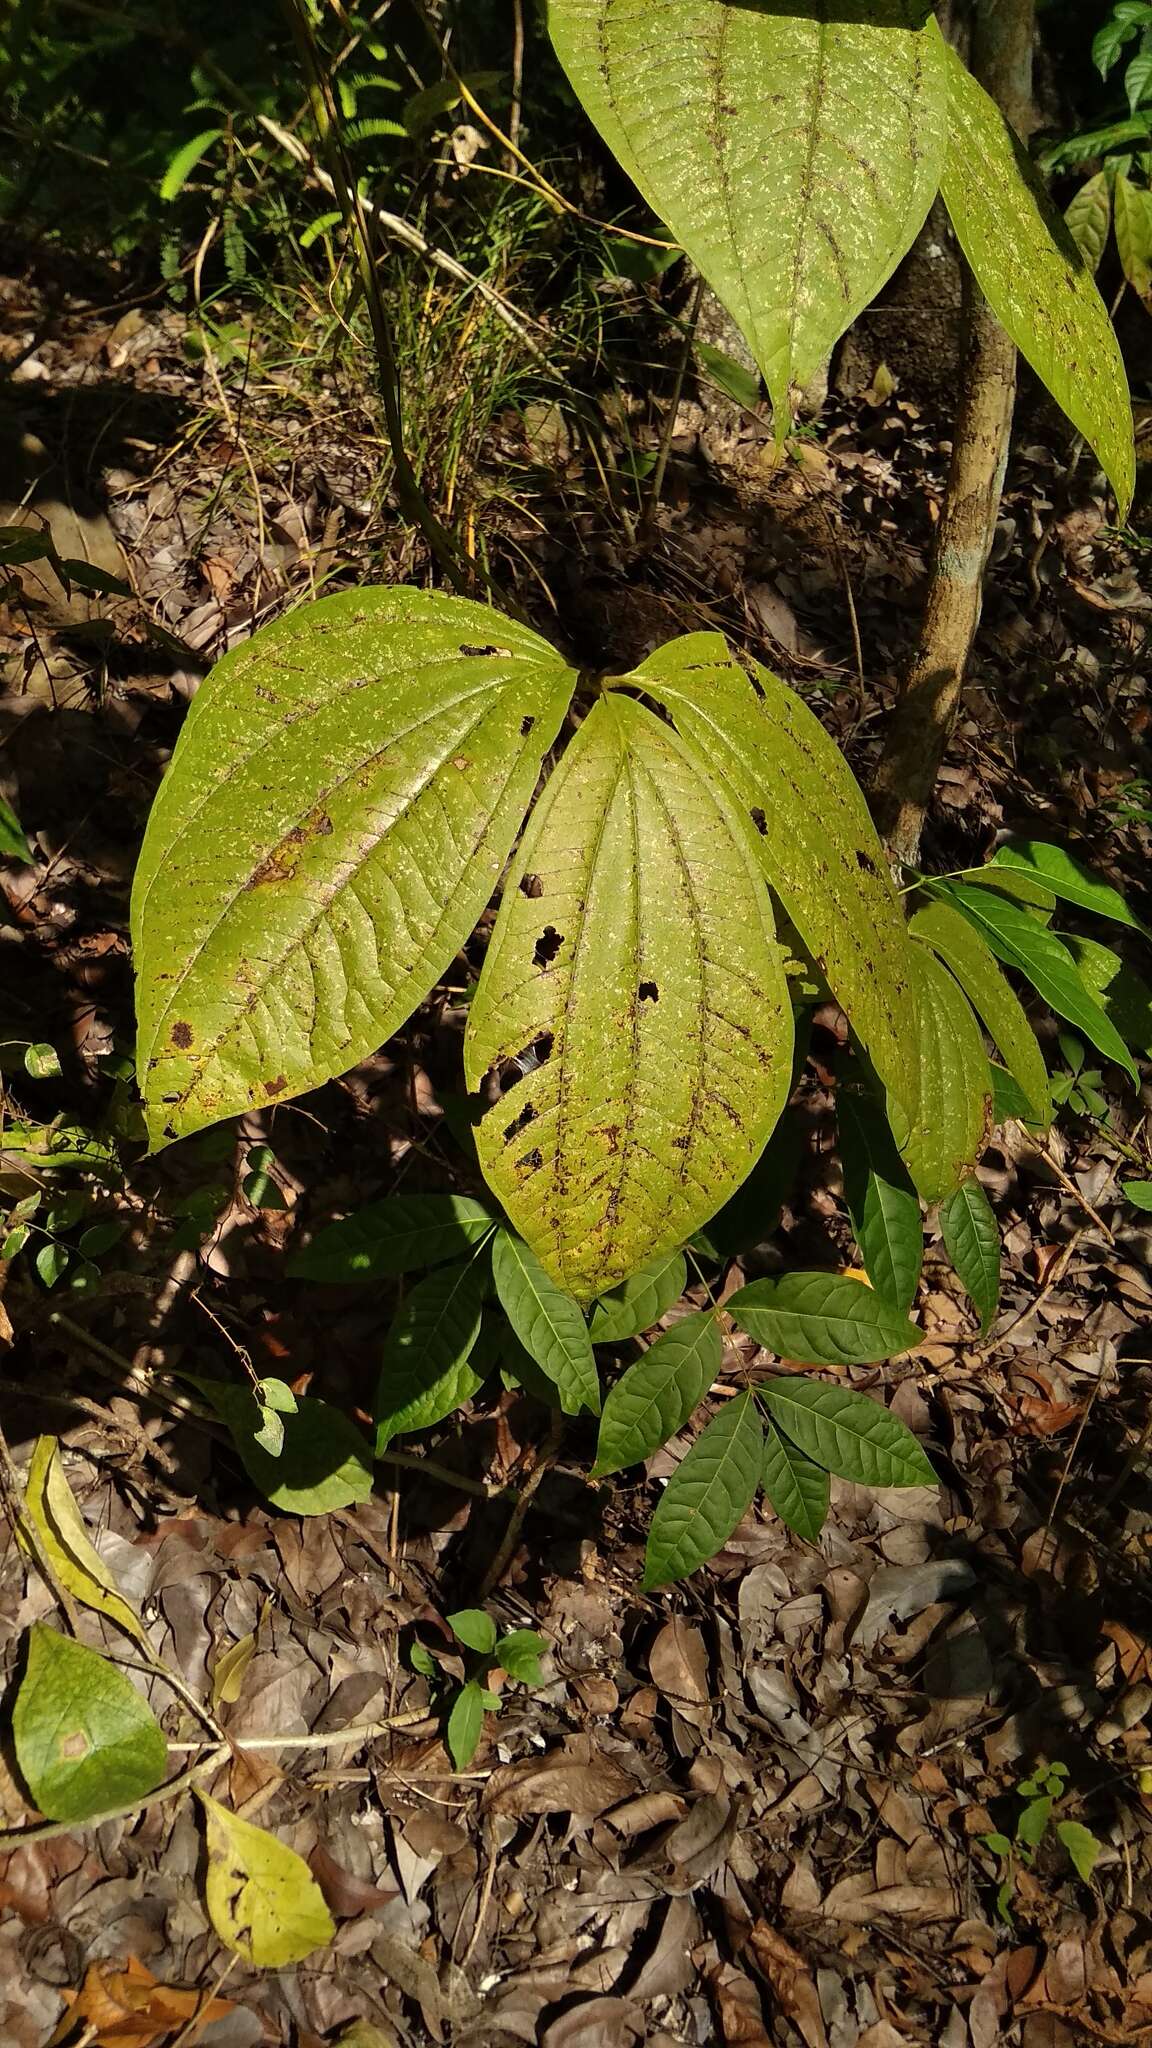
197,1791,335,1967
466,691,793,1301
642,1390,764,1590
13,1625,167,1823
545,0,948,418
895,943,991,1204
940,44,1135,515
133,590,577,1146
635,635,919,1128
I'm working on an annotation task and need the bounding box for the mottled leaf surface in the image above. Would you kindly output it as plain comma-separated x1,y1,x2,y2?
467,691,792,1300
636,635,918,1123
134,590,576,1145
546,1,948,413
14,1627,167,1823
941,45,1135,513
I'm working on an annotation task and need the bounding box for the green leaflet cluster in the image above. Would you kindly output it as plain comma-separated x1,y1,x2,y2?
133,596,918,1303
546,0,1134,509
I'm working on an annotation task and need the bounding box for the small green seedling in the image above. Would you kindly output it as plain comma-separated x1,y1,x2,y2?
1050,1034,1110,1121
981,1761,1101,1924
409,1610,546,1769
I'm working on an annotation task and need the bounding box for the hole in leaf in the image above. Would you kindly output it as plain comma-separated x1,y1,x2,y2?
520,715,536,736
519,872,544,899
750,808,768,836
638,981,659,1002
516,1147,544,1173
856,849,878,875
459,642,500,657
533,926,564,968
503,1101,537,1143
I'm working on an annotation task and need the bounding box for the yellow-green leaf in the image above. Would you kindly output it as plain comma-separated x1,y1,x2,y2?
21,1437,146,1645
546,0,949,417
940,44,1135,515
1115,171,1152,302
910,900,1050,1125
13,1625,167,1823
133,590,577,1146
1064,170,1111,272
896,944,991,1203
197,1790,335,1967
635,634,919,1125
465,690,793,1301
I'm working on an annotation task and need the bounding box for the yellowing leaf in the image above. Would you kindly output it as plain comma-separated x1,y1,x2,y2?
465,690,793,1300
22,1436,146,1645
547,0,948,417
940,45,1135,515
133,589,577,1146
636,634,920,1126
197,1790,335,1967
210,1628,258,1711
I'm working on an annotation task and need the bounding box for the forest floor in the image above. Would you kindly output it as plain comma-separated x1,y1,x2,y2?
3,230,1152,2048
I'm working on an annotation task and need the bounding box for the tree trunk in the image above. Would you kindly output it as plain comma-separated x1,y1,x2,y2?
871,0,1036,867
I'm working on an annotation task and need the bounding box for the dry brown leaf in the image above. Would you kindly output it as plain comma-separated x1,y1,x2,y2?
649,1617,710,1707
540,1996,645,2047
747,1923,828,2048
483,1741,634,1819
708,1963,772,2046
48,1957,235,2048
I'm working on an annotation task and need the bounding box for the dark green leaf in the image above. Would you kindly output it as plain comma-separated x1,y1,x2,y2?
289,1194,495,1282
895,943,992,1202
760,1417,829,1542
939,1178,1000,1334
641,1391,763,1590
837,1086,923,1312
694,1109,804,1259
491,1230,600,1416
374,1253,491,1449
761,1378,935,1489
13,1625,167,1823
945,884,1139,1083
695,342,760,410
726,1271,920,1366
588,1250,687,1344
1066,935,1152,1057
0,794,31,863
592,1312,721,1476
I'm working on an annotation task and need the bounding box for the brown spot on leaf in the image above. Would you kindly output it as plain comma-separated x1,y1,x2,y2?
59,1731,89,1761
170,1021,194,1050
264,1075,288,1098
520,873,544,899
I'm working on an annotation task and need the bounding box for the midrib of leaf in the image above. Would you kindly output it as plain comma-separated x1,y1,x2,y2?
141,678,533,1110
790,23,832,371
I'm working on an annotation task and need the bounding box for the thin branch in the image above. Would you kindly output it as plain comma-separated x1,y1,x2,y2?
0,1747,230,1851
165,1707,432,1755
